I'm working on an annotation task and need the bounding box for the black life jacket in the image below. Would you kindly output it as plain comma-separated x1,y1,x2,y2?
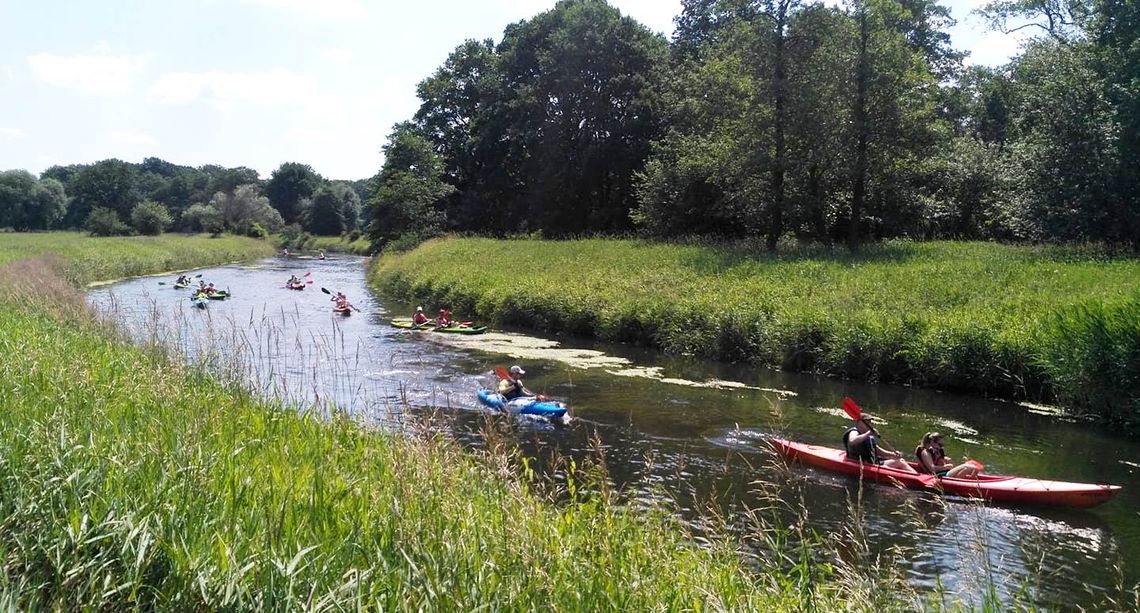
843,426,880,464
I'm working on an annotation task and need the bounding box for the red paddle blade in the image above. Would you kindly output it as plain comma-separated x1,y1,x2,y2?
841,397,862,421
303,272,311,276
494,365,510,380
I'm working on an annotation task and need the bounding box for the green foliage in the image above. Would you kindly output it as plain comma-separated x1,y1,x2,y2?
84,207,131,237
266,162,323,225
1037,293,1140,431
371,237,1140,424
129,200,173,236
180,203,224,235
67,159,142,228
246,222,268,239
209,184,284,235
305,183,360,236
367,123,454,250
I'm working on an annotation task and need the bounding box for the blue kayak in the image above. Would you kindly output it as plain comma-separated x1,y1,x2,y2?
476,389,568,420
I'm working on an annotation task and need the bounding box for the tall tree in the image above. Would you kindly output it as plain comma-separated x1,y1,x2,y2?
266,162,323,225
367,123,455,249
66,159,141,228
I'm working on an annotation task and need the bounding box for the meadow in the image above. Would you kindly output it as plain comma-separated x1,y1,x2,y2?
0,232,276,285
369,238,1140,429
0,234,865,609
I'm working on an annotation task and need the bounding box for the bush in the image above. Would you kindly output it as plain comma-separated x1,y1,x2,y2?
246,222,268,239
181,204,224,235
85,207,131,237
130,200,173,235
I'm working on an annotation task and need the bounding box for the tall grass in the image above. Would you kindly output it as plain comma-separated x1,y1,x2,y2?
0,232,274,285
369,237,1140,427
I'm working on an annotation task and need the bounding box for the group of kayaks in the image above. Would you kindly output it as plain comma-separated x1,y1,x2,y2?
772,438,1121,509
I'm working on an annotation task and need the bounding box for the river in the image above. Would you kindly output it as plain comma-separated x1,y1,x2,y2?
87,255,1139,610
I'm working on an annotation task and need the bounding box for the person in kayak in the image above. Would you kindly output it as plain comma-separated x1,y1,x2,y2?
412,306,430,326
436,308,452,327
499,365,535,400
843,416,917,473
204,283,218,296
318,250,326,260
287,274,301,286
916,432,979,478
331,292,354,311
176,274,190,285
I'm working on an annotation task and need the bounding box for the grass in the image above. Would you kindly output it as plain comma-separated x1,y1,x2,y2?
368,237,1140,429
0,234,862,609
0,232,275,286
275,233,372,256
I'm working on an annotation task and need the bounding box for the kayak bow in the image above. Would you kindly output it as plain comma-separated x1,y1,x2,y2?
773,439,1121,509
476,389,568,420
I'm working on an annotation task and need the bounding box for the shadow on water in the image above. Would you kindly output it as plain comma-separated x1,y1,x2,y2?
88,255,1140,610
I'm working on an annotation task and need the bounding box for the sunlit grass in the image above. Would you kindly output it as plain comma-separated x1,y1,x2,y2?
369,237,1140,428
0,232,275,286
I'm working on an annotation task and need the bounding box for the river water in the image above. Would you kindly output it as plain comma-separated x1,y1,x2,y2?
87,256,1139,609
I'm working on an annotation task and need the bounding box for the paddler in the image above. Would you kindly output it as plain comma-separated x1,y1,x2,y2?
412,306,430,326
499,365,535,401
843,415,917,473
176,274,190,285
436,308,452,328
331,291,353,311
916,432,979,478
287,274,301,286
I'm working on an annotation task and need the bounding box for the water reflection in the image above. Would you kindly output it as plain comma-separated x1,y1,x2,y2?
87,256,1139,610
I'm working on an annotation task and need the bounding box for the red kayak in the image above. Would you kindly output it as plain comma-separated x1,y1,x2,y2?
773,439,1120,509
286,283,305,290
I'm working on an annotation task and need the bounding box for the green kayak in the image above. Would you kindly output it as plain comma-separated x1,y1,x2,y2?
390,318,487,335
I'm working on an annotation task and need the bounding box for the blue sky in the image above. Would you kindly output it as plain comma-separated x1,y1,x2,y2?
0,0,1027,181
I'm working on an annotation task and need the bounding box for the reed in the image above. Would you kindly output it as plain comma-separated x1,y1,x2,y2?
369,237,1140,427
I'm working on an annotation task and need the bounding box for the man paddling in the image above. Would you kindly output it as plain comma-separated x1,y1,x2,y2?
843,415,917,473
412,306,430,326
499,365,535,400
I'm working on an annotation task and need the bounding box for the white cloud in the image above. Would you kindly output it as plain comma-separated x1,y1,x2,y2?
314,47,355,63
108,130,157,145
149,68,322,111
0,127,25,140
965,29,1028,66
27,51,148,96
244,0,366,19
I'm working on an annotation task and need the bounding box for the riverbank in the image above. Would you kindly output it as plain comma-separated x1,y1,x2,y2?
0,235,853,609
275,232,371,255
368,238,1140,429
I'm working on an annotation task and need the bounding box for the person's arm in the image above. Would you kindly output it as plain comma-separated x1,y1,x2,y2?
846,430,874,447
875,443,903,460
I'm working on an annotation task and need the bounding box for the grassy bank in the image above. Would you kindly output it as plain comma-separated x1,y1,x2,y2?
369,238,1140,428
0,232,275,285
0,237,858,608
275,232,372,256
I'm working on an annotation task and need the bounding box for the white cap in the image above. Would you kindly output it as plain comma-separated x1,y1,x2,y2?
416,306,423,311
510,365,525,375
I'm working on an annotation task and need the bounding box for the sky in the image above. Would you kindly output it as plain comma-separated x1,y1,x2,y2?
0,0,1028,181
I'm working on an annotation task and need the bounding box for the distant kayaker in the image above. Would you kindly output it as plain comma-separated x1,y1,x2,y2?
915,432,979,478
176,274,190,285
331,292,353,311
318,250,326,260
412,306,430,326
288,275,300,285
281,248,290,257
205,283,217,296
436,308,452,327
499,365,535,400
843,416,917,473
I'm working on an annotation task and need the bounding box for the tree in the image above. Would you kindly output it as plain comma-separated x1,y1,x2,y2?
66,159,141,228
491,0,669,235
130,200,173,235
304,184,361,235
181,203,225,234
266,162,322,224
367,123,455,249
0,171,69,230
209,184,284,235
84,207,130,236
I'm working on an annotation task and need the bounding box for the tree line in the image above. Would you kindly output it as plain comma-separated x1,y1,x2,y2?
0,158,366,238
367,0,1140,251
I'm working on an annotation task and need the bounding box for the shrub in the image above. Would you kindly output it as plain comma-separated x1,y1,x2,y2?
84,207,131,236
129,200,173,235
246,222,268,239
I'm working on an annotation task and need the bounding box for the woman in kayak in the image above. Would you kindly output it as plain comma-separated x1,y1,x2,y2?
331,292,354,311
916,432,979,478
499,365,535,400
843,416,918,473
436,309,452,327
412,306,430,326
176,274,190,285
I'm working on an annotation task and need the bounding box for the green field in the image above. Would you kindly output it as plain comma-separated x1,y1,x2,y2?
0,232,276,285
369,238,1140,428
0,235,873,609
